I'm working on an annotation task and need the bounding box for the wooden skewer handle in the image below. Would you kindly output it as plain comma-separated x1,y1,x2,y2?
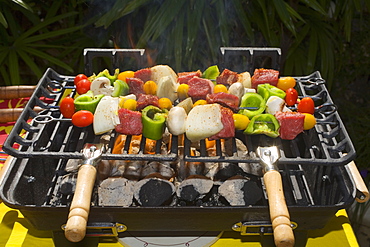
347,160,369,203
65,164,97,242
264,170,295,247
0,107,43,123
0,85,36,99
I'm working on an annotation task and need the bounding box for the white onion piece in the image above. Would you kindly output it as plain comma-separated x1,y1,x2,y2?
167,106,187,135
93,96,120,135
265,96,285,115
185,104,223,142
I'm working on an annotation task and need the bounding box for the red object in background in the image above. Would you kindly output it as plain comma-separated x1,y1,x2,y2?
0,98,29,164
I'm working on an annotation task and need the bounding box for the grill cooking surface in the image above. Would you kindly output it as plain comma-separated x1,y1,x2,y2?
3,69,355,166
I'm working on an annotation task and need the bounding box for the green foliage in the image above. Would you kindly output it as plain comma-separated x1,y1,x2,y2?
0,0,103,86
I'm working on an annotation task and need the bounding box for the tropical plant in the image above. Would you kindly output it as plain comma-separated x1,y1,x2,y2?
0,0,102,86
93,0,369,89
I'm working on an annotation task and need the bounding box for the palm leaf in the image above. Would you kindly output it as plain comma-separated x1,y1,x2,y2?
272,0,296,35
12,0,33,12
16,12,79,42
232,0,254,42
26,48,74,73
17,50,43,78
21,26,83,44
8,50,20,85
0,12,7,28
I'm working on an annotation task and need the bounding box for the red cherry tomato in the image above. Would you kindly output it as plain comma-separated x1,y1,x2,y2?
298,97,315,114
285,88,298,106
60,96,75,118
71,110,94,127
74,74,88,85
76,79,91,95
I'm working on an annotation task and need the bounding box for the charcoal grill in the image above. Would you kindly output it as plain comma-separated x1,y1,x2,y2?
0,48,364,243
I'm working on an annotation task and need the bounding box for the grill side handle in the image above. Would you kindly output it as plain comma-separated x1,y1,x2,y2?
64,163,97,242
264,170,295,247
258,147,294,247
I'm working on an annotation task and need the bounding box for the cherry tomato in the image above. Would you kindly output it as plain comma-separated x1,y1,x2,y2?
71,110,94,127
76,79,91,95
60,96,75,118
298,97,315,114
285,88,298,106
74,74,88,85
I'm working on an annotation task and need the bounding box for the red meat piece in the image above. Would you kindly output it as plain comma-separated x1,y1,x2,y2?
115,108,143,135
251,68,279,89
134,68,152,82
127,77,145,96
136,93,159,111
187,77,213,101
177,71,202,84
206,92,239,112
216,69,239,86
209,107,235,140
275,111,305,140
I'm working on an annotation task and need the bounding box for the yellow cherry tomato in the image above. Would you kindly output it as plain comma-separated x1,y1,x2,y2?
122,99,137,111
143,80,157,95
177,84,189,101
193,99,207,107
302,113,316,130
158,98,172,110
233,114,250,130
277,77,296,91
214,84,228,93
118,71,135,82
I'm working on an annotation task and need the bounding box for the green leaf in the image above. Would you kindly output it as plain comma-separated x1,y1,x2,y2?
272,0,296,35
215,1,229,46
26,48,74,73
16,12,79,42
17,50,43,78
0,12,8,28
300,0,327,16
232,0,254,42
22,26,82,44
174,11,184,71
8,50,20,85
12,0,34,12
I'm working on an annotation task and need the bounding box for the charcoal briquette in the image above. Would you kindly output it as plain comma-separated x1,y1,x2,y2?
134,178,175,206
218,178,262,206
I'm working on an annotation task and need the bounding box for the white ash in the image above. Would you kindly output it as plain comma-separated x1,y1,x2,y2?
176,178,214,200
98,177,135,207
218,178,248,206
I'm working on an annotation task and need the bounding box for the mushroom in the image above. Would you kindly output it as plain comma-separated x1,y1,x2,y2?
90,77,114,96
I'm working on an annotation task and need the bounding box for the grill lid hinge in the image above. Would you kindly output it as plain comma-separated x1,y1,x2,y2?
232,221,297,236
62,222,127,237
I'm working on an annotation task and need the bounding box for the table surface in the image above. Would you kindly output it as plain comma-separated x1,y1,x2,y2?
0,98,360,247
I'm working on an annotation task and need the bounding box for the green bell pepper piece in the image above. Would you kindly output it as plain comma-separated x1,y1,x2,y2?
238,92,266,119
142,105,168,140
257,83,286,101
112,79,129,97
74,90,104,114
244,113,280,138
202,65,220,83
96,68,120,84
